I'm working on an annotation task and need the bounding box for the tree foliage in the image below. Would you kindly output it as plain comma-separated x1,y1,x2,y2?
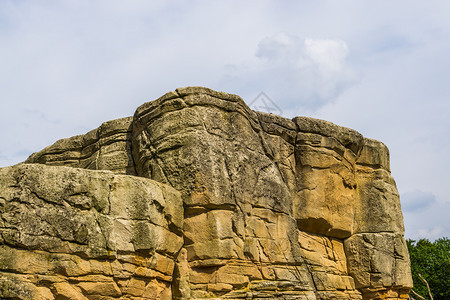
407,237,450,300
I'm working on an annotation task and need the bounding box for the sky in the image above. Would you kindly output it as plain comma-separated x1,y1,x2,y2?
1,0,449,240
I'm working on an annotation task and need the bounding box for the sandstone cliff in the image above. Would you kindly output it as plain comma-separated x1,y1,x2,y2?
0,87,412,299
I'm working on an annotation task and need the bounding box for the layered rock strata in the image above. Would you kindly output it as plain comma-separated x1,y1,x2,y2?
1,87,412,299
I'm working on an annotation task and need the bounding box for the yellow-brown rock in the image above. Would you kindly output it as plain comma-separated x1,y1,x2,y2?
1,87,412,299
0,164,183,299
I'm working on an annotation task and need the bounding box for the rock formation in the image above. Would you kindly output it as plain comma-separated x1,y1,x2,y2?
0,87,412,299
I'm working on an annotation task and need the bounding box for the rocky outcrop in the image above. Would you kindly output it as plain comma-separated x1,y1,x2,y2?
0,164,182,299
25,117,136,175
1,87,412,299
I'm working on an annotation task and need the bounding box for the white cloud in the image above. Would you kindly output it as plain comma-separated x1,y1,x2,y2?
1,1,450,241
304,38,349,72
401,190,437,213
415,227,445,241
220,33,358,113
403,199,450,241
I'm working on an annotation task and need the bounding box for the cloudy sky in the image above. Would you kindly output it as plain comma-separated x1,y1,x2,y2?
1,1,449,240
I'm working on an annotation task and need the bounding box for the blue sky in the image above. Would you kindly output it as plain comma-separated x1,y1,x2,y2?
1,0,449,240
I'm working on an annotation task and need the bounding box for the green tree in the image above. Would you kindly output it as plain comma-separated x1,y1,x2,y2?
407,237,450,300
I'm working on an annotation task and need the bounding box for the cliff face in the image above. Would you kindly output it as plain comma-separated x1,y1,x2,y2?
0,87,412,299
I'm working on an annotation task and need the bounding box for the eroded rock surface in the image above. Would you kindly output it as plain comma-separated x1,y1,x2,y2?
0,164,183,299
2,87,412,299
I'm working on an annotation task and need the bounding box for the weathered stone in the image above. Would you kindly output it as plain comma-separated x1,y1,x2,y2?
0,163,183,299
26,117,136,175
1,87,412,299
344,232,413,298
354,141,405,234
53,282,88,300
